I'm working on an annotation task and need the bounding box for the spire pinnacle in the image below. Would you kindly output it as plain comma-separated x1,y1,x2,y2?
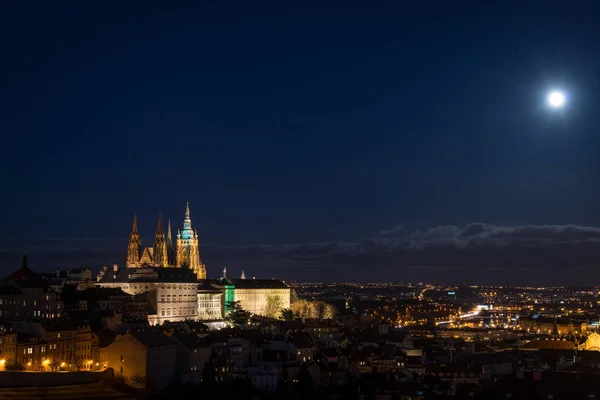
241,270,246,279
22,253,28,269
181,201,194,238
156,212,164,234
132,213,139,234
167,219,173,244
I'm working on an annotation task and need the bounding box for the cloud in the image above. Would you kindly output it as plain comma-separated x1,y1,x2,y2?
379,224,405,236
2,223,600,285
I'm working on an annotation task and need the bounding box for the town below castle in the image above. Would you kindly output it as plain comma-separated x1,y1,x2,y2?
3,204,600,399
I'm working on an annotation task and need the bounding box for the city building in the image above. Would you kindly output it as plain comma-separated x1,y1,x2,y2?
126,202,206,279
224,278,290,317
303,319,342,343
38,268,94,293
0,255,63,321
0,325,17,370
107,330,176,390
97,266,198,325
75,324,97,370
197,280,223,321
16,333,48,371
11,320,77,371
170,332,211,384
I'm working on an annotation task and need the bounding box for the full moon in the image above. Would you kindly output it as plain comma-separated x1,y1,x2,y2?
547,91,565,108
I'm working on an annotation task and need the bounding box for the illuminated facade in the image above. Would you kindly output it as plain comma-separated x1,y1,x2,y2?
97,266,199,325
107,330,176,390
224,279,290,318
125,202,207,279
197,281,223,321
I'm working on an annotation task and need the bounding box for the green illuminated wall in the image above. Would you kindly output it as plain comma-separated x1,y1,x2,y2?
224,284,235,314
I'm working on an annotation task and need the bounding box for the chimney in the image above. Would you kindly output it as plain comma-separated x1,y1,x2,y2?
113,264,119,272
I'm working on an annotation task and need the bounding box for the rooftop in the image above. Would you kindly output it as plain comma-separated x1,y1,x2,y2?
128,329,174,348
228,278,288,289
98,267,198,284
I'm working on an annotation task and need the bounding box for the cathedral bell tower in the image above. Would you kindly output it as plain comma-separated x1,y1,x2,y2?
153,213,169,267
126,213,141,267
176,201,206,279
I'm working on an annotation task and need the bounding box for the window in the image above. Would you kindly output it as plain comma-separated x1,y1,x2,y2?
27,348,33,354
120,355,124,362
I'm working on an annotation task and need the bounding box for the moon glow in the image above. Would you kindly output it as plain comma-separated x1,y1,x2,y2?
547,91,565,108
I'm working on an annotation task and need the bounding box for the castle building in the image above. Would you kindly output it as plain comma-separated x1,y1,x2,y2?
125,202,206,279
223,278,291,318
197,280,223,321
97,265,198,326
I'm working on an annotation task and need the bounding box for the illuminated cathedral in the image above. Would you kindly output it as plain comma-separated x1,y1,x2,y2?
126,202,206,279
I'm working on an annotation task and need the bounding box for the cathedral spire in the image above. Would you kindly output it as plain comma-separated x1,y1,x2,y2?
132,212,139,235
153,212,168,267
156,212,164,235
22,253,28,269
167,219,173,246
126,213,141,267
176,201,207,279
166,219,175,266
182,200,192,233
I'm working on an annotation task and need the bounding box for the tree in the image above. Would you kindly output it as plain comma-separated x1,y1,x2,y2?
275,366,291,400
290,289,299,303
291,299,314,319
291,299,337,320
295,363,315,400
225,301,251,326
314,301,327,319
280,308,294,321
324,303,338,319
131,373,148,389
265,295,283,319
4,362,25,371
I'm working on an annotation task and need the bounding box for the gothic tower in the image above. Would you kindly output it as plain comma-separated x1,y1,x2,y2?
153,213,169,267
167,219,175,266
176,201,206,279
126,213,141,267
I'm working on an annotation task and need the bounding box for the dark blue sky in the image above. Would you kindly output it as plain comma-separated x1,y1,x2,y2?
2,1,600,283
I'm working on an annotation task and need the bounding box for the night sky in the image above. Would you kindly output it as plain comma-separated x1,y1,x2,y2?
2,1,600,285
